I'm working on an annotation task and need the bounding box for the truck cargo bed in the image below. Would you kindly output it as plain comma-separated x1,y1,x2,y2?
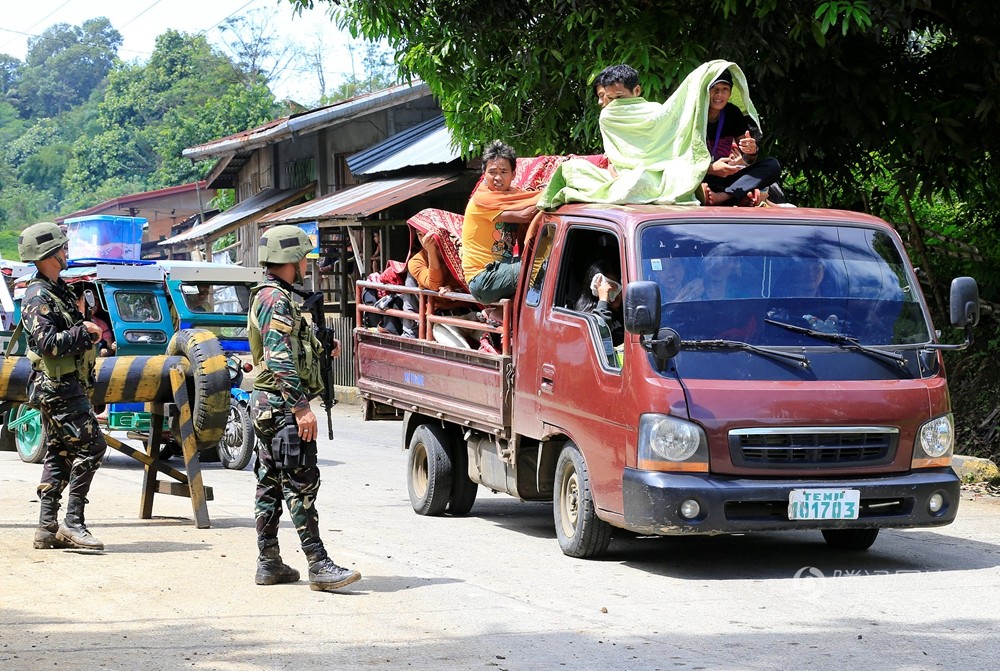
355,329,511,436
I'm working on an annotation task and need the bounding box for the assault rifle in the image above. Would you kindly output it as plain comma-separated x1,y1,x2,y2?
297,289,338,440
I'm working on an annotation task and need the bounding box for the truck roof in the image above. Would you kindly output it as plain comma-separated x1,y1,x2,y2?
553,203,895,232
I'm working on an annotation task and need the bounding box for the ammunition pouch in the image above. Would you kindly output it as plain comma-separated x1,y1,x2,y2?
270,417,317,469
26,347,95,385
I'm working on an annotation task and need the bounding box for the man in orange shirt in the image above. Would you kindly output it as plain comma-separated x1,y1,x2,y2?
461,141,542,305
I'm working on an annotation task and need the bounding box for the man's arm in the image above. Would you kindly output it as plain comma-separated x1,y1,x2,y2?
496,205,538,224
256,288,310,414
22,287,93,357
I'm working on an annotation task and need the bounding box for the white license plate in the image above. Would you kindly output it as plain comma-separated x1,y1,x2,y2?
788,489,861,520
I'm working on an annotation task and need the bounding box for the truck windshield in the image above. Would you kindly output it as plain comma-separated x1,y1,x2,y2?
639,222,931,347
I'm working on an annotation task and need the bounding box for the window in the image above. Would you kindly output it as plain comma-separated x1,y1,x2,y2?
525,224,555,307
639,222,931,346
553,226,624,369
180,283,252,315
114,291,162,323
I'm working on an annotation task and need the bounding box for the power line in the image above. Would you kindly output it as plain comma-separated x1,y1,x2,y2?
0,0,75,51
118,0,165,32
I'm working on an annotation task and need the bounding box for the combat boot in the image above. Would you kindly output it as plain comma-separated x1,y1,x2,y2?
34,498,71,550
305,545,361,591
56,496,104,551
255,540,300,585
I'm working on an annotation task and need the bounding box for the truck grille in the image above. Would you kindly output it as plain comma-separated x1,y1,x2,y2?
729,427,897,468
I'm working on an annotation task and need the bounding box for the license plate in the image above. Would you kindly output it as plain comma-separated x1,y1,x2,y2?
788,489,861,520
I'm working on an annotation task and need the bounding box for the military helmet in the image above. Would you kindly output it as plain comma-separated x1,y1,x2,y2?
258,225,313,265
18,222,68,262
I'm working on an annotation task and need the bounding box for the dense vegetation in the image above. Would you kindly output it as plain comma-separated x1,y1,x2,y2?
0,20,284,259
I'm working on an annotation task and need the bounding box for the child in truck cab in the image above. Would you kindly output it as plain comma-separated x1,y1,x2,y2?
461,141,542,305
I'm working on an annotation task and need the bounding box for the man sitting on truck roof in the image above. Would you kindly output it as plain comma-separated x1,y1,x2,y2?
461,140,542,305
699,69,781,206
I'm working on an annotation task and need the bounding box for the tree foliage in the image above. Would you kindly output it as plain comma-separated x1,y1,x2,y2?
16,19,122,117
63,29,280,205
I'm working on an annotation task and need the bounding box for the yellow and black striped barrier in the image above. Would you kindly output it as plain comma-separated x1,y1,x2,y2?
0,328,231,528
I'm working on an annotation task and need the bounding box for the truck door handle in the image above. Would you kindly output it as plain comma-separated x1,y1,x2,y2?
540,363,555,394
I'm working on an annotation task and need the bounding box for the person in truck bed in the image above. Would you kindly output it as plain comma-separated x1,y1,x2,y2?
461,140,542,305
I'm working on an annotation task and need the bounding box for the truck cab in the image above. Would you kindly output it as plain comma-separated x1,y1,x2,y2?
355,204,979,558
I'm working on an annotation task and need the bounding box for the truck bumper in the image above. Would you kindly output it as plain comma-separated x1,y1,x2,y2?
621,468,960,535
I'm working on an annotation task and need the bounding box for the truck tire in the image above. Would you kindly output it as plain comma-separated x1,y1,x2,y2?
553,443,612,558
821,528,879,550
218,398,255,470
407,424,453,516
12,404,46,464
447,440,478,516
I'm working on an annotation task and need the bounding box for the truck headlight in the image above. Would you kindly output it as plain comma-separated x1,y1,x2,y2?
912,414,954,468
638,414,708,471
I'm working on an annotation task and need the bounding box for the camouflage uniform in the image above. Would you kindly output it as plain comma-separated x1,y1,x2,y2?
22,275,106,548
248,274,329,562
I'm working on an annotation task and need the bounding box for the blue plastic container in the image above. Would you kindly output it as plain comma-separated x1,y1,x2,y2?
64,215,147,260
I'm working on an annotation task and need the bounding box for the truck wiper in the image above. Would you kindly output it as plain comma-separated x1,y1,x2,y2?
764,319,908,369
682,339,810,369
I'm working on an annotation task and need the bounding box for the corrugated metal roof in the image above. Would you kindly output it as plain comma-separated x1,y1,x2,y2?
160,184,314,247
258,174,462,225
347,116,466,175
183,82,431,161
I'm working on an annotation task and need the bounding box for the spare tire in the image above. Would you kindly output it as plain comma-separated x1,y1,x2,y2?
166,329,230,452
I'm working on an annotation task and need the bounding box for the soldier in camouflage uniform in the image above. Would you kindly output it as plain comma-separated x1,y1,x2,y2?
17,222,107,551
248,225,361,591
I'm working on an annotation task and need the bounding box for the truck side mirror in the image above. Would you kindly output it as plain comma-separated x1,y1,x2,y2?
949,277,979,328
624,281,661,336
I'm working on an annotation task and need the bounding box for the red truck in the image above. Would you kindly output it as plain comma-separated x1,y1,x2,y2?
354,204,980,558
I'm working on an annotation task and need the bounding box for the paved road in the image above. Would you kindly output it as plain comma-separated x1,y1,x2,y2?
1,402,998,671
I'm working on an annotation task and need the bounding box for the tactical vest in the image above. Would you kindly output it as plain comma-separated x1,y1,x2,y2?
248,280,324,399
12,278,96,387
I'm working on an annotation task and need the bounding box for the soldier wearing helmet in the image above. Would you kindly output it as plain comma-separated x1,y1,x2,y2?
16,222,107,551
247,224,361,591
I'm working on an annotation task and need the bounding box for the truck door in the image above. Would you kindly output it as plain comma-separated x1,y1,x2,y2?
531,225,628,514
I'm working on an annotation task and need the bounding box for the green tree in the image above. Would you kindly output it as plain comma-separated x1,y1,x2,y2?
0,54,20,99
17,18,122,117
288,0,998,194
63,30,280,205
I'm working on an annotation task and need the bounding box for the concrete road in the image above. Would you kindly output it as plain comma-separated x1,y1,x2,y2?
1,402,999,671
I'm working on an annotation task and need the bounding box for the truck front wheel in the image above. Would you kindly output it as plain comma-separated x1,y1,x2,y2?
407,424,453,516
553,444,612,558
821,528,879,550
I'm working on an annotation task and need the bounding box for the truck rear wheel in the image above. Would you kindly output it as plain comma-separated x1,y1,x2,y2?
821,528,879,550
553,443,612,558
408,424,453,516
447,441,478,516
